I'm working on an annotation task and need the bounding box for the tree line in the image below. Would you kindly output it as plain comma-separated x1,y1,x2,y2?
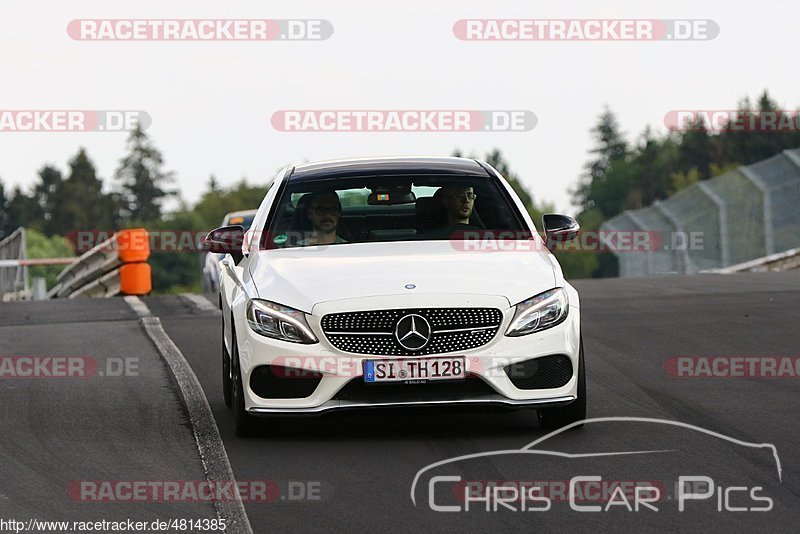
0,127,173,238
0,127,267,291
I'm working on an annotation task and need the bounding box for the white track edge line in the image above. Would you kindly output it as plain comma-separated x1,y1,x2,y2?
123,295,152,317
125,296,253,534
181,293,220,313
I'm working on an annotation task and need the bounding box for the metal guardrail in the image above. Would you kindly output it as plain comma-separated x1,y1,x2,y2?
48,228,151,299
709,247,800,274
0,228,29,301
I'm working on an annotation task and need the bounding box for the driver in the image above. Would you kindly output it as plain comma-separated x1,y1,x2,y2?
298,191,348,246
441,185,477,225
423,185,479,238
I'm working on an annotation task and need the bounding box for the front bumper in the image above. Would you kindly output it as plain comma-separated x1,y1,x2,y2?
249,394,576,415
234,293,581,413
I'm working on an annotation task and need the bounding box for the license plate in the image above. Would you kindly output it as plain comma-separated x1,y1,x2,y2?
363,357,466,383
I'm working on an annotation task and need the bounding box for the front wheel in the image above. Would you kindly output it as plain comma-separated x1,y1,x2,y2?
231,333,260,437
537,339,587,430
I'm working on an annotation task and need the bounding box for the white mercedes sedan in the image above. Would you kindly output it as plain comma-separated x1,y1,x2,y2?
205,157,585,436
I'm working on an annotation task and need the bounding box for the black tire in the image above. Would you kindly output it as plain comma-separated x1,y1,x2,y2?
537,339,587,430
231,331,260,437
222,321,232,409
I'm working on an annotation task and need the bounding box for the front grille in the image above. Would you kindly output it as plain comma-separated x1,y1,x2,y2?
321,308,503,356
249,365,322,399
504,355,573,390
333,376,496,402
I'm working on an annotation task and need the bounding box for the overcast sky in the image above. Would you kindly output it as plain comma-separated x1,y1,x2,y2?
1,0,798,213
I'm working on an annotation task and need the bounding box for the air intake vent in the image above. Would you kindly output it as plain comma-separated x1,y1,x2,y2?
249,365,322,399
333,376,496,402
504,355,573,390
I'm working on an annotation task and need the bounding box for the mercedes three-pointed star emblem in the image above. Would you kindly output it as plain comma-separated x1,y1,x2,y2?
394,314,432,351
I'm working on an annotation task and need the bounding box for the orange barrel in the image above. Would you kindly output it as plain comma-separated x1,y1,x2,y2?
117,228,150,263
119,263,152,295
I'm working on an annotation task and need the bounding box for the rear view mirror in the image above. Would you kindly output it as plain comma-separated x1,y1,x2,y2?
543,214,580,251
203,225,245,263
367,186,416,205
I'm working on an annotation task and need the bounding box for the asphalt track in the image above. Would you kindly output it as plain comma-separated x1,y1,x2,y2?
1,272,799,532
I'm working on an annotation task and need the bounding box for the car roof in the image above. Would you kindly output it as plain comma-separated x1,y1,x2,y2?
289,156,489,182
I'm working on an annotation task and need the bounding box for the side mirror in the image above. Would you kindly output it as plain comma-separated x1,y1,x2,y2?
203,225,245,264
543,214,580,251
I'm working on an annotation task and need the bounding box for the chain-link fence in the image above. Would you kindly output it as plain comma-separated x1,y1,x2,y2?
602,148,800,276
0,227,29,300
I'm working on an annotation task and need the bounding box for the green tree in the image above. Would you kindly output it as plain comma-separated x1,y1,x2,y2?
0,178,10,238
115,126,175,222
572,107,630,217
32,165,63,235
193,178,268,229
716,91,800,165
24,228,75,289
207,174,221,193
51,148,118,236
629,130,680,207
669,167,701,196
6,185,39,233
3,167,64,236
551,207,604,279
677,118,713,180
484,148,550,222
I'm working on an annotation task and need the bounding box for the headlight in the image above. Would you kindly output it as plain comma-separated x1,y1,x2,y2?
246,299,318,344
505,288,568,337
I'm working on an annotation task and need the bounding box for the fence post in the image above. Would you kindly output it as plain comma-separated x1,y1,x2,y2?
621,210,653,276
696,181,730,267
20,227,29,296
653,201,695,274
740,166,775,256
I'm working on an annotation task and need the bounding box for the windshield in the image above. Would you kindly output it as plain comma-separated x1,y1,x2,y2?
261,174,531,249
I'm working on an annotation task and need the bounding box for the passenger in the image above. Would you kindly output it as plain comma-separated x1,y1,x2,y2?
298,191,348,246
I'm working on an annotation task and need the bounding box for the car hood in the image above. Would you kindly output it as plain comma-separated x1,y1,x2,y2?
247,241,556,313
